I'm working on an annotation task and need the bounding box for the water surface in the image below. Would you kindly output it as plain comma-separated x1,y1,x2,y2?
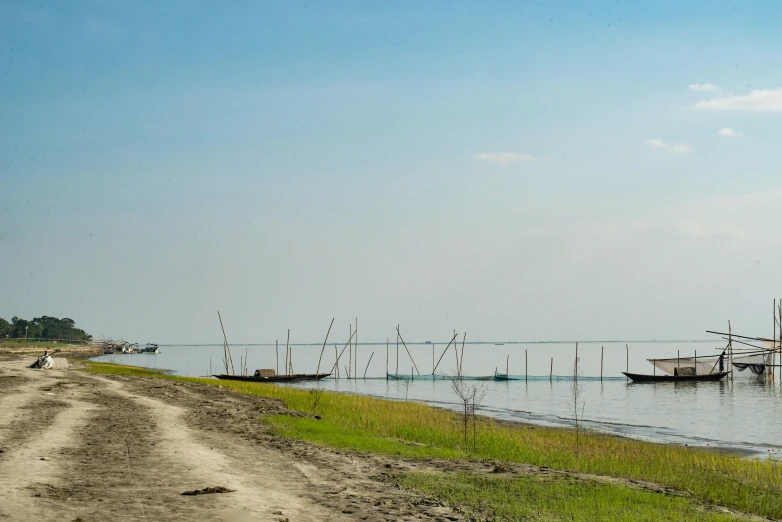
93,341,782,456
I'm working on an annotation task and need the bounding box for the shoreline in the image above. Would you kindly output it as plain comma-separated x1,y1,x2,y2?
2,354,777,521
90,353,775,458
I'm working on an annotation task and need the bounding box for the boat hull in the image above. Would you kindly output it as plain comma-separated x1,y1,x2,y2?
212,373,331,383
622,371,728,382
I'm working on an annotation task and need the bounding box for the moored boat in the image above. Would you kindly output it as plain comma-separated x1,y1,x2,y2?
622,371,729,382
213,372,331,383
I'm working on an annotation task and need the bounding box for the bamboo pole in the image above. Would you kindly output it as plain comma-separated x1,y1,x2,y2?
432,343,435,375
525,349,528,383
396,328,399,376
626,344,629,383
460,333,466,377
217,311,235,375
284,340,288,376
349,323,352,379
600,346,603,382
315,318,335,378
276,340,279,375
506,354,509,377
774,299,776,381
433,333,458,374
694,350,697,375
363,352,374,379
335,343,340,379
386,337,389,381
728,321,733,382
329,331,355,375
396,326,421,375
355,317,358,381
550,358,553,382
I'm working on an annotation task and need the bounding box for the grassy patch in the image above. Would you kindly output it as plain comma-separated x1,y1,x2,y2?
397,472,740,521
83,362,782,519
0,340,83,349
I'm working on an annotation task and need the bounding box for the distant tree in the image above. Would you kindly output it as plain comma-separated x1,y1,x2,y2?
0,318,11,338
6,316,91,341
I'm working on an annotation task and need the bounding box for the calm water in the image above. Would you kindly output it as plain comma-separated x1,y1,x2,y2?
92,341,782,456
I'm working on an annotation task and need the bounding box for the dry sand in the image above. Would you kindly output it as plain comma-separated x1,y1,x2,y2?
0,354,462,522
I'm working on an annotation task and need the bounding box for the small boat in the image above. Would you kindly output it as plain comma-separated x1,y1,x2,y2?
139,343,159,354
622,371,729,382
213,373,331,383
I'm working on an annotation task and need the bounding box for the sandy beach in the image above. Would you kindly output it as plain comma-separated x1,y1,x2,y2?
0,353,462,521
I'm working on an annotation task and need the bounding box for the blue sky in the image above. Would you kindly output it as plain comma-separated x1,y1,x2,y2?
1,1,781,343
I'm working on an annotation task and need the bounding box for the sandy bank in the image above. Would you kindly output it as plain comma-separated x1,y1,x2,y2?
0,354,462,521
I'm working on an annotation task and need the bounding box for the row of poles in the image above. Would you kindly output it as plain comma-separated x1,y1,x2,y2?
218,303,782,382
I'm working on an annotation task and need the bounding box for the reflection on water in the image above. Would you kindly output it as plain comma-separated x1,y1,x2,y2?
93,343,782,456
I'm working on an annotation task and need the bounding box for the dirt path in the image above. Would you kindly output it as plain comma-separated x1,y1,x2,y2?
0,356,461,522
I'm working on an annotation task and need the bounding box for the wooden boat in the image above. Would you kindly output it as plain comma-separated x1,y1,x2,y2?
622,371,728,382
212,373,331,383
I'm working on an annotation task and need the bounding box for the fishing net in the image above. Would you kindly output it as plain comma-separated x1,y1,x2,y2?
649,352,772,376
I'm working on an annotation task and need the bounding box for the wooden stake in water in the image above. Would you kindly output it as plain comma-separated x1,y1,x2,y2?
286,329,290,376
217,311,235,375
396,328,399,376
550,358,553,382
694,350,697,375
355,317,358,380
386,337,389,381
364,352,374,379
434,332,458,374
276,340,279,375
397,326,421,375
600,346,603,382
460,333,466,377
728,321,733,382
506,354,509,377
349,323,353,379
525,349,528,383
626,344,629,383
315,318,335,378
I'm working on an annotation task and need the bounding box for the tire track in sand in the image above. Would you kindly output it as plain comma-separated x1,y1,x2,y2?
86,374,348,521
0,392,94,520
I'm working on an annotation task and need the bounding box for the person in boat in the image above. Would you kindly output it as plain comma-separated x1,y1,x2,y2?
718,350,725,372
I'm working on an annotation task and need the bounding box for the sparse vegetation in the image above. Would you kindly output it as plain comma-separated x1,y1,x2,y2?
396,472,740,522
84,361,782,519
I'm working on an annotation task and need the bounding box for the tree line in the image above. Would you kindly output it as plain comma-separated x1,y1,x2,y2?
0,316,92,342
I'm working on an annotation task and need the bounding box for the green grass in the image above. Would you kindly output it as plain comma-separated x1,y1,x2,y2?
0,339,83,349
84,362,782,519
397,472,739,521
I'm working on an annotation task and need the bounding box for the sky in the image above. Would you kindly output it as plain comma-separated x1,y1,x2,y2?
1,1,781,345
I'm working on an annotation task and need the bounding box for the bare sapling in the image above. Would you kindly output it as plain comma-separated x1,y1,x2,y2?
309,387,324,414
451,376,486,454
570,355,585,454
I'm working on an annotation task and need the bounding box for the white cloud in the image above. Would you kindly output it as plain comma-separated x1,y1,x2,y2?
717,127,742,137
688,83,719,92
645,139,691,156
694,88,782,112
472,152,539,165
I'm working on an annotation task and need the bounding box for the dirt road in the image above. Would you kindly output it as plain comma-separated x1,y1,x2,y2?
0,355,460,521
